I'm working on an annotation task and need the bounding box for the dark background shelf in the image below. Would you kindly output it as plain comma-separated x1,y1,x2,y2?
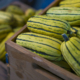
0,0,54,10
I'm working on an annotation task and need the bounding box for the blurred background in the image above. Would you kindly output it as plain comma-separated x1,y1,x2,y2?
0,0,54,10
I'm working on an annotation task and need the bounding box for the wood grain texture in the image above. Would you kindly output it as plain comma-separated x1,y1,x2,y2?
0,61,8,80
8,49,61,80
5,0,80,80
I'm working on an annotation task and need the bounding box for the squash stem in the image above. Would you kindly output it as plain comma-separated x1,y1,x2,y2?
62,34,69,42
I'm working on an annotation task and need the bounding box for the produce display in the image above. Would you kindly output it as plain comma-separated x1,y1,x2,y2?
0,0,80,78
15,0,80,77
0,4,42,62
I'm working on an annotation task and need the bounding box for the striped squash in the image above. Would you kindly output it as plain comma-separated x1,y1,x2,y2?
6,5,24,15
46,7,80,26
51,60,71,71
16,32,63,61
25,8,35,18
0,11,14,25
13,14,26,26
70,26,80,38
0,32,14,62
13,27,22,32
47,7,80,11
59,0,80,7
0,25,12,42
27,15,71,41
61,34,80,76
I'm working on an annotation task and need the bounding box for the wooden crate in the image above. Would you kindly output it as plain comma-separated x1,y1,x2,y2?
5,0,80,80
